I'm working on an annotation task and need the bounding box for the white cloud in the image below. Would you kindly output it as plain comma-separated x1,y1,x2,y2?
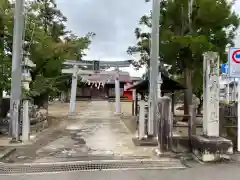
56,0,151,77
55,0,240,77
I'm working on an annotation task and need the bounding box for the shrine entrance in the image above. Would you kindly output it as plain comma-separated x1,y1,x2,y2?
90,86,106,99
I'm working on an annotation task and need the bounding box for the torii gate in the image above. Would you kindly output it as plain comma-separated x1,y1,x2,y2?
61,59,132,114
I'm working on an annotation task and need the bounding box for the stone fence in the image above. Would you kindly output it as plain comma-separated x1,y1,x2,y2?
0,98,48,135
219,102,237,148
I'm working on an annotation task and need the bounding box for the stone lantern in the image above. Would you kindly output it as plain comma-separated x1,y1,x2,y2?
22,56,35,91
21,55,35,142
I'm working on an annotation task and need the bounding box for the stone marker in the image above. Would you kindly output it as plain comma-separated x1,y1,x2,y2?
191,52,233,162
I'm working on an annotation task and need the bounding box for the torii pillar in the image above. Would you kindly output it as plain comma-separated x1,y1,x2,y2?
69,65,78,113
115,69,121,115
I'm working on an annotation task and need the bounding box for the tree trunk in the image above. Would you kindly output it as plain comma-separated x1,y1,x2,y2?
183,68,192,121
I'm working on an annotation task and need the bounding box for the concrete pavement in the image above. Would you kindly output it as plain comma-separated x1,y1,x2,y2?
34,101,156,163
3,101,160,163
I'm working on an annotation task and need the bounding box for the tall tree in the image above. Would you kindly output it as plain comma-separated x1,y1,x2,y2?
128,0,239,115
0,0,95,112
0,0,13,102
23,0,94,107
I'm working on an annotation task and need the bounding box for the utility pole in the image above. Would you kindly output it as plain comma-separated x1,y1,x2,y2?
148,0,161,136
10,0,25,141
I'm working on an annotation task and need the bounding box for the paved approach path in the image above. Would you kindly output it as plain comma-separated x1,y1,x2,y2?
33,101,155,163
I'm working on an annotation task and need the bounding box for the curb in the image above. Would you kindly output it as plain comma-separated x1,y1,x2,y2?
0,147,16,160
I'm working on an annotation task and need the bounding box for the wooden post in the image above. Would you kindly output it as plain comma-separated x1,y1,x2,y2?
135,91,139,115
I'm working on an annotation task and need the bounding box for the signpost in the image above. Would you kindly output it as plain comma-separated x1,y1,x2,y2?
221,63,230,102
228,47,240,151
221,63,228,74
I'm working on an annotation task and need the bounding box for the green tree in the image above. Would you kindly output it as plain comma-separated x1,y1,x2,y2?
0,0,13,103
0,0,94,111
128,0,239,115
21,0,95,108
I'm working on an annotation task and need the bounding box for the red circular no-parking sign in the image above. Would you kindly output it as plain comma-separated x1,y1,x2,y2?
232,49,240,63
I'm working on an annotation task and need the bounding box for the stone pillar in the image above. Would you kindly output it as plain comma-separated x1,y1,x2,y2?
203,51,219,137
192,52,233,162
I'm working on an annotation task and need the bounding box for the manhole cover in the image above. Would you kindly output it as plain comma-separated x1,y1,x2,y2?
0,159,186,174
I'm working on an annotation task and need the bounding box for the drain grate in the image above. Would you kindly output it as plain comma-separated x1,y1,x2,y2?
0,159,186,174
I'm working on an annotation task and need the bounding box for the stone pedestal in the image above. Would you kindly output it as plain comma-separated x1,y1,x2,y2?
191,135,233,162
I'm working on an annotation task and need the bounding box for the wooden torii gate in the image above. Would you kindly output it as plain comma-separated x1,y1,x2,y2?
61,60,132,114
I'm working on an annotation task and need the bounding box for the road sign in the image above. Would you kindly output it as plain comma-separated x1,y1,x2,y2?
221,63,228,74
228,48,240,77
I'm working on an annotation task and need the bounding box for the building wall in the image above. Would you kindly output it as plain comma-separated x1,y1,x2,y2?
108,87,124,97
124,91,132,100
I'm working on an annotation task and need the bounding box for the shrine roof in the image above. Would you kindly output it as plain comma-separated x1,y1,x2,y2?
126,74,185,92
81,71,132,84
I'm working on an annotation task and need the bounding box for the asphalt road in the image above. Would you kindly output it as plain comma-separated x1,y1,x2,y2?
1,163,240,180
